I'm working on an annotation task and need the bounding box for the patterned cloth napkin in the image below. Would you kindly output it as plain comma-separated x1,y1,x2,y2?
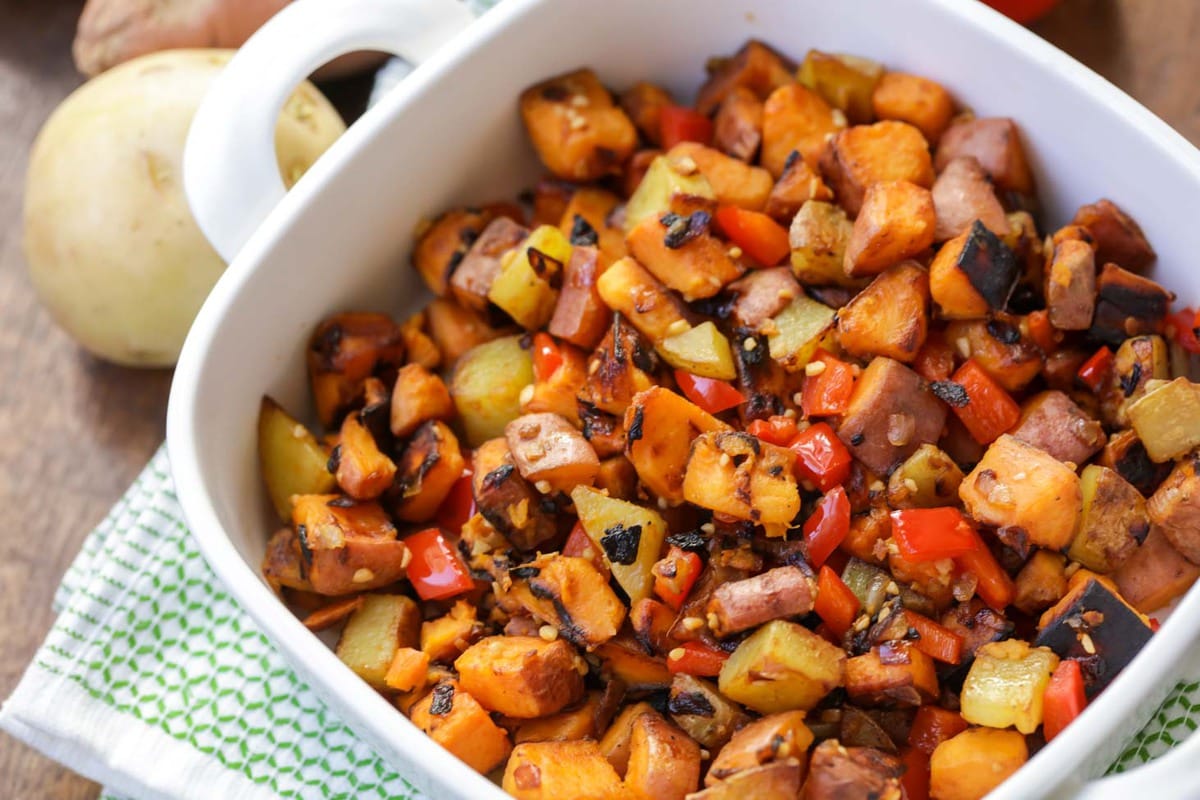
1,446,1196,799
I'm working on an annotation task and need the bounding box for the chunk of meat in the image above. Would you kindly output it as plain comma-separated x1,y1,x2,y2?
706,566,816,637
837,357,948,476
931,156,1009,242
1010,390,1106,466
801,739,903,800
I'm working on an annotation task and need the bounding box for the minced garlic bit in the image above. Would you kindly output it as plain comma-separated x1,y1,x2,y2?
869,479,886,493
743,337,758,351
681,616,705,631
718,452,732,467
539,625,559,642
400,548,413,570
792,392,805,406
904,478,919,494
291,424,308,439
352,568,375,584
534,480,553,494
728,246,744,259
568,114,588,131
519,383,535,406
783,408,798,419
706,612,721,630
672,155,698,175
700,523,716,535
956,337,972,359
805,360,827,377
657,496,670,510
853,614,871,633
885,581,900,596
668,647,686,661
666,319,691,337
569,94,589,107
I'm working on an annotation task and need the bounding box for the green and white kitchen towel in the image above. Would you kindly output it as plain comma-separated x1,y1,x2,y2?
1,446,1198,799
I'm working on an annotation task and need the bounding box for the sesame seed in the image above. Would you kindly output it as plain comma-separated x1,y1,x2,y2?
534,480,553,494
805,361,827,377
886,581,900,595
904,478,919,493
700,523,716,534
352,568,375,584
519,383,535,406
588,359,601,375
870,480,885,493
682,616,705,631
666,319,691,337
853,615,871,632
539,625,559,642
292,424,307,439
668,647,686,661
699,749,711,760
743,337,758,351
657,496,670,510
719,453,732,467
706,612,721,630
792,392,805,405
728,246,744,259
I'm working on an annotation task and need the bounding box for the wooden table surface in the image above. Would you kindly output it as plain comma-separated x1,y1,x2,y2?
1,0,1197,796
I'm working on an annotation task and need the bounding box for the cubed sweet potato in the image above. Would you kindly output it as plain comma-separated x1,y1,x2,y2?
837,261,929,362
455,635,585,718
935,117,1035,197
762,84,846,177
390,363,454,439
1148,455,1200,564
600,702,657,775
548,246,614,350
626,711,703,800
696,40,796,116
596,255,693,337
1013,550,1068,615
845,642,939,707
391,420,465,522
843,180,936,277
1010,390,1105,467
820,120,934,216
291,495,409,595
514,692,604,744
472,437,558,550
706,566,816,637
308,312,406,428
625,214,744,301
929,221,1019,319
503,740,625,800
412,207,494,296
581,317,658,416
802,740,903,800
594,637,671,692
449,216,529,311
943,318,1043,392
420,600,484,663
411,681,513,774
522,340,588,426
1044,238,1096,331
871,71,955,142
558,187,627,265
669,673,751,751
707,710,813,785
690,761,803,800
506,554,627,648
1098,429,1172,497
334,412,395,500
620,81,673,145
765,151,834,222
683,431,800,537
1072,198,1156,273
669,142,774,211
931,156,1010,242
837,357,948,476
520,69,637,181
424,297,505,368
929,728,1027,800
713,86,764,162
505,412,599,493
1068,464,1149,573
335,594,421,688
623,386,730,503
1100,334,1170,428
1113,526,1200,612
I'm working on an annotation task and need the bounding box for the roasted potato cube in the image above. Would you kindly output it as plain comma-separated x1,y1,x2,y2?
766,293,836,372
335,593,421,688
713,86,764,162
522,340,588,426
505,413,599,493
683,432,800,537
398,311,441,371
624,386,731,504
389,364,453,439
668,142,774,211
582,316,659,416
1148,455,1200,564
1044,237,1096,331
707,711,813,785
451,335,533,447
308,312,406,428
1068,465,1150,572
600,702,657,775
765,151,834,222
596,256,693,339
558,187,627,265
837,261,929,362
843,180,935,277
803,739,903,800
929,728,1027,800
571,485,669,604
449,216,529,311
472,437,557,551
931,156,1010,242
1013,550,1069,615
845,642,939,707
425,297,505,368
412,207,494,296
502,739,625,800
420,600,484,663
799,50,883,124
820,120,934,216
520,68,637,181
939,598,1014,663
658,322,737,380
944,318,1043,392
1113,526,1200,613
1090,262,1174,346
696,40,796,115
624,155,718,234
706,566,816,637
669,673,751,751
690,761,803,800
719,620,846,713
960,435,1082,551
548,246,614,351
871,71,955,142
886,444,963,509
1010,390,1105,466
626,711,703,800
258,396,336,521
411,681,513,774
761,83,845,177
291,495,408,596
391,420,464,522
1098,429,1172,497
935,117,1035,197
508,554,627,648
455,635,585,718
1128,377,1200,462
788,200,861,288
960,639,1058,734
929,221,1019,319
334,412,396,501
1101,334,1170,427
620,81,673,145
489,224,571,331
837,357,948,476
625,213,744,301
1072,198,1156,273
728,267,802,331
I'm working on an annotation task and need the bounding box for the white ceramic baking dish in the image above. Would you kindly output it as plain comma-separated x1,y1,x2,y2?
168,0,1200,796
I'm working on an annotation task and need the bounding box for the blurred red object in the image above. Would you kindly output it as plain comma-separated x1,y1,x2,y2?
982,0,1061,24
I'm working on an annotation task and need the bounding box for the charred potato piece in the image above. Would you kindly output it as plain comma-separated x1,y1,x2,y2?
762,83,845,177
308,312,406,428
798,50,883,125
1044,238,1096,331
1072,198,1156,273
696,39,796,115
412,207,494,296
489,224,571,331
625,214,744,301
668,142,774,212
765,150,834,222
1010,390,1105,467
571,484,669,605
506,413,599,493
258,396,336,521
713,86,764,162
932,156,1010,242
620,81,673,145
1098,429,1172,497
944,318,1043,392
558,187,627,264
519,68,637,181
1101,334,1170,427
581,316,658,416
843,180,936,277
624,385,731,504
836,261,929,362
765,293,837,373
789,200,861,288
455,635,585,718
506,554,627,648
449,216,530,311
939,598,1014,662
391,420,464,522
1013,550,1069,615
935,117,1035,197
1148,455,1200,564
1068,465,1150,573
472,437,558,551
872,71,955,143
820,120,934,216
683,431,800,537
292,495,408,595
531,178,576,226
669,673,751,751
886,444,964,509
548,246,614,351
733,327,794,423
929,221,1019,319
719,620,846,713
1089,262,1173,347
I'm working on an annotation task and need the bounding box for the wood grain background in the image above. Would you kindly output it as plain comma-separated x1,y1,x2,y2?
0,0,1196,796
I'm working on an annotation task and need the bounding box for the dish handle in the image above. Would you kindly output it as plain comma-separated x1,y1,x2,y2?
183,0,476,262
1070,726,1200,799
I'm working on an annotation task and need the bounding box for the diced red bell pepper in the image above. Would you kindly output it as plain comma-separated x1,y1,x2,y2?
403,528,474,601
652,545,703,611
1043,659,1088,741
659,105,713,149
901,609,964,665
789,422,852,492
1025,309,1058,355
714,205,791,266
801,349,857,417
898,746,931,800
814,565,861,638
434,469,476,535
953,526,1016,611
531,331,564,383
949,359,1021,445
907,706,969,755
675,370,744,414
890,507,979,563
564,520,608,575
1077,346,1114,393
747,415,800,447
1168,307,1200,354
803,486,851,568
667,640,729,677
913,333,957,383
